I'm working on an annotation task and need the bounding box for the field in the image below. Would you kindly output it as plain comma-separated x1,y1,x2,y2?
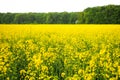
0,24,120,80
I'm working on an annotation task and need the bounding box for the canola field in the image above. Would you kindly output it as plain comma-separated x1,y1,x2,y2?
0,24,120,80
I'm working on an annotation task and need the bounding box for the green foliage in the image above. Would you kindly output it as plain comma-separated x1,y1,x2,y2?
78,5,120,24
0,12,79,24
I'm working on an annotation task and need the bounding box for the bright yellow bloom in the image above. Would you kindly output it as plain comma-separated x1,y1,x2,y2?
78,69,84,75
20,69,26,75
118,66,120,75
61,72,65,78
41,65,48,72
109,77,117,80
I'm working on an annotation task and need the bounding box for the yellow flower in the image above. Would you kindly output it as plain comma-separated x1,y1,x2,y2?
0,62,5,65
6,77,10,80
20,69,26,75
32,54,43,69
41,66,48,72
118,66,120,75
105,74,109,78
29,77,35,80
78,69,84,75
84,74,93,80
25,75,29,79
64,58,67,64
113,61,118,67
3,66,7,73
100,49,106,54
109,77,117,80
61,72,65,78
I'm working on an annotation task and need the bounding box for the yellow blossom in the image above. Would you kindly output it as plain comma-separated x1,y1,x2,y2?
61,72,65,78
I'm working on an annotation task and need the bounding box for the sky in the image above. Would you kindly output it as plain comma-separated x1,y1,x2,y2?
0,0,120,13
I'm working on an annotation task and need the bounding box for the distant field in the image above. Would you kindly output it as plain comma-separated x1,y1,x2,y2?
0,25,120,80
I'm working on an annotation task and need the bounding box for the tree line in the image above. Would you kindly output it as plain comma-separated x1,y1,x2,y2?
0,5,120,24
0,12,79,24
78,5,120,24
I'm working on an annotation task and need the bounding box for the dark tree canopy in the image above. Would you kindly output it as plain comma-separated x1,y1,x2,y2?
0,5,120,24
78,5,120,24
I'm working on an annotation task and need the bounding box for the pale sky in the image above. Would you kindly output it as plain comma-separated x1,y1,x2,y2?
0,0,120,13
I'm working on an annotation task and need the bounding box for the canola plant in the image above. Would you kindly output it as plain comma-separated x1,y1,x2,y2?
0,25,120,80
